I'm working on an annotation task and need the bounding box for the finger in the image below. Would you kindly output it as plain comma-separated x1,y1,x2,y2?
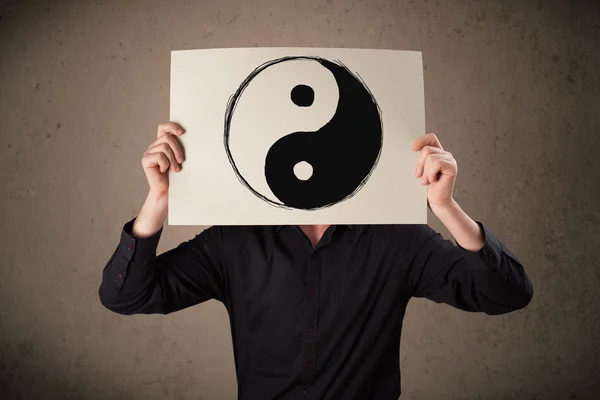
160,132,185,163
426,156,442,185
415,145,445,177
412,133,444,152
146,143,179,172
157,122,185,139
421,154,439,185
142,152,170,174
146,142,179,172
423,154,454,185
148,133,185,164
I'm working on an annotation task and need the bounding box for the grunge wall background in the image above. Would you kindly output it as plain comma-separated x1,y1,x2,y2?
1,0,598,399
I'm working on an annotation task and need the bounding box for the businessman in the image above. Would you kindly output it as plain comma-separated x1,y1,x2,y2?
99,122,533,400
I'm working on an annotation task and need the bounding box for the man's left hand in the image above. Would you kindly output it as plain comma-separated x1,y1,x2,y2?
412,133,458,209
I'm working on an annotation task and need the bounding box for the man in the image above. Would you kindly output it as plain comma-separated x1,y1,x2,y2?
99,122,533,400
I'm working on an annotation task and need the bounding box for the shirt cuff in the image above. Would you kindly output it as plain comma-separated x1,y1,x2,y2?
455,221,508,280
120,217,164,263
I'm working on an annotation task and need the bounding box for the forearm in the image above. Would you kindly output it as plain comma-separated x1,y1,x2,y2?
427,200,533,314
98,215,165,314
132,191,168,238
99,192,167,315
430,199,485,252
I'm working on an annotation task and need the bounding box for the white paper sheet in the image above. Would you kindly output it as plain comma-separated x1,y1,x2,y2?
169,47,427,225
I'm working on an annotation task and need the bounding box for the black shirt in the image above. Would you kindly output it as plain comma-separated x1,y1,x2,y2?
98,219,533,400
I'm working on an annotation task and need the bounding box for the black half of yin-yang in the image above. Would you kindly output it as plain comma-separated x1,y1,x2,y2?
265,58,383,210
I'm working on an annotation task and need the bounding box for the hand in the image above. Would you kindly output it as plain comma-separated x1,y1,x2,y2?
412,133,457,209
141,122,186,199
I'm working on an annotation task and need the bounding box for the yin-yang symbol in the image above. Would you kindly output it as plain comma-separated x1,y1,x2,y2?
224,56,383,210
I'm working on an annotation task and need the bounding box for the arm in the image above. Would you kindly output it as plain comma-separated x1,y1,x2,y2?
405,201,533,315
408,133,533,314
98,197,226,315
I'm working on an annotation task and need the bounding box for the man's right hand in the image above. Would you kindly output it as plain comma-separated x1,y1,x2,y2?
142,122,186,198
132,122,186,238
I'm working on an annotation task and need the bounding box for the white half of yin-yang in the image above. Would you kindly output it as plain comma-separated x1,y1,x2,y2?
227,58,339,205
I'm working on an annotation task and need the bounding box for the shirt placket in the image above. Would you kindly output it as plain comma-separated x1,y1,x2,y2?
300,249,321,387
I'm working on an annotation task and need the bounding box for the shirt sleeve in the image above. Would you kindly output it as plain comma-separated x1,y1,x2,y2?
405,221,533,315
98,218,227,315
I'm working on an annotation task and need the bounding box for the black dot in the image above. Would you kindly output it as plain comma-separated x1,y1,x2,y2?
291,85,314,107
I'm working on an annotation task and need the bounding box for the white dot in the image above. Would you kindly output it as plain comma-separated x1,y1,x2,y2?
293,161,313,181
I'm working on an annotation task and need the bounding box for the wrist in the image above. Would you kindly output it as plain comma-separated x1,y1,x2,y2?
132,192,168,239
429,198,459,216
147,189,169,206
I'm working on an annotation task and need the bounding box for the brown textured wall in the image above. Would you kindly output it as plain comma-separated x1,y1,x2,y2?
1,0,598,399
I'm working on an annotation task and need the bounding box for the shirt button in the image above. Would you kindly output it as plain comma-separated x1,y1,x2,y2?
309,289,316,296
487,253,493,261
118,273,123,278
507,275,512,283
308,326,315,333
126,244,133,250
301,389,307,394
305,361,312,368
